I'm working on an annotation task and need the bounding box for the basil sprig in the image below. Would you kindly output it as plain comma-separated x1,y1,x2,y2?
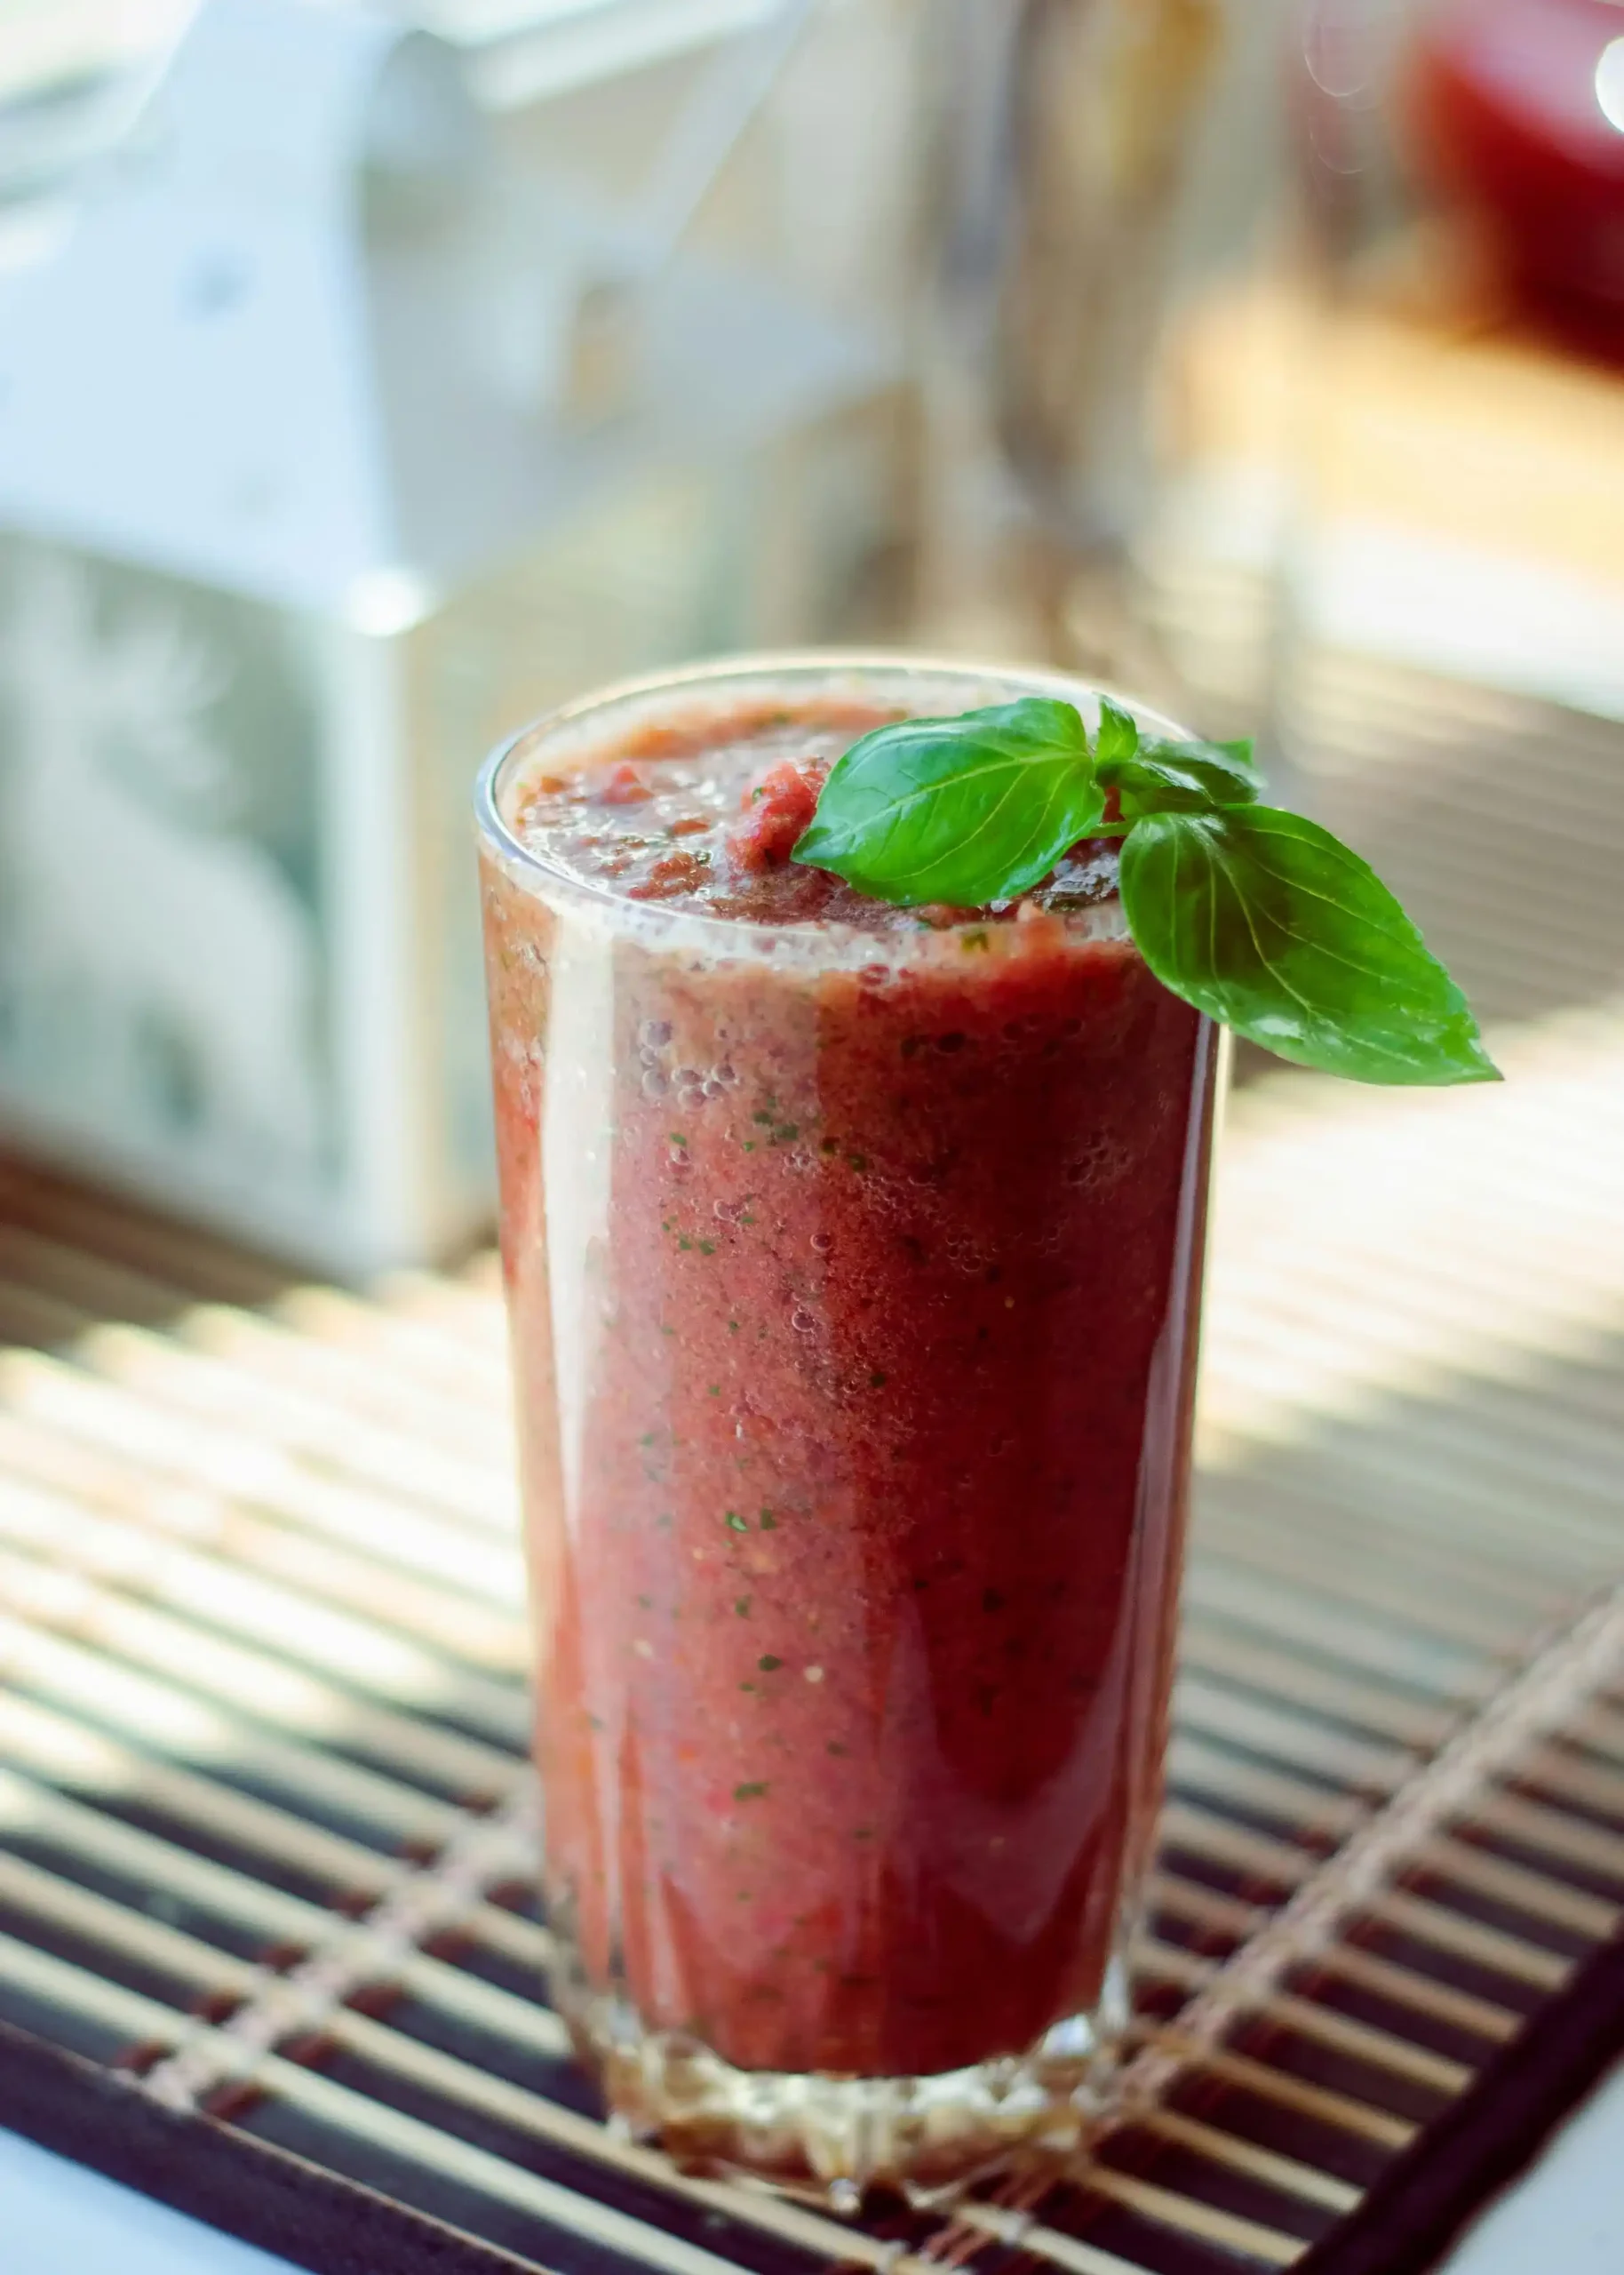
792,695,1498,1086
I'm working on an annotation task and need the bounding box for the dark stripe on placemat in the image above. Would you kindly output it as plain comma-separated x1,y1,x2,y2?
0,2017,543,2275
1297,1926,1624,2275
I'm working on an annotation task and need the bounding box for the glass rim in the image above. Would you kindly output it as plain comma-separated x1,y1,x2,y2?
473,648,1191,958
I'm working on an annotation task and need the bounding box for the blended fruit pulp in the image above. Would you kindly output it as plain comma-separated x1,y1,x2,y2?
482,697,1214,2080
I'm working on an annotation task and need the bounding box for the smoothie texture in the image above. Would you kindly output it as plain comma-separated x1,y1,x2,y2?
480,667,1217,2100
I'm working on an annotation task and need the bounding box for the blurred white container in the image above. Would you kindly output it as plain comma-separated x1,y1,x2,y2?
0,0,919,1273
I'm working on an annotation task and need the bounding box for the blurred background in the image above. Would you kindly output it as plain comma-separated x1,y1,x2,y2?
0,0,1619,1276
0,11,1621,2275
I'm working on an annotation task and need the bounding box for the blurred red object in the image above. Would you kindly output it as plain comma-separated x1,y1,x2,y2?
1412,0,1624,351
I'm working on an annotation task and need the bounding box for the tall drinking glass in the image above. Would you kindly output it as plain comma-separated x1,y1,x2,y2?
475,656,1220,2203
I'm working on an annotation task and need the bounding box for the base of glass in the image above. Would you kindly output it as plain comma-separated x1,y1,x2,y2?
550,1947,1130,2207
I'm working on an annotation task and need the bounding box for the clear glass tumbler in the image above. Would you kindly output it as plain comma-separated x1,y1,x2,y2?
475,656,1221,2203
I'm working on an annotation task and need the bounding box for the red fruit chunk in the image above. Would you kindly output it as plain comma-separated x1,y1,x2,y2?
596,762,653,806
627,850,709,899
725,759,826,873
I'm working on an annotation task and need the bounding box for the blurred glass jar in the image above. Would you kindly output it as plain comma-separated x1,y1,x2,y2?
930,1,1330,701
981,0,1228,548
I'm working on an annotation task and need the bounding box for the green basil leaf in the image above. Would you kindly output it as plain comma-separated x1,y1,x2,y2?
791,697,1103,906
1095,697,1141,770
1101,742,1262,818
1152,736,1262,782
1118,805,1501,1086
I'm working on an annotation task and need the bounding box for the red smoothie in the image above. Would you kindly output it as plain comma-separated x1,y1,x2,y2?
478,662,1217,2179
